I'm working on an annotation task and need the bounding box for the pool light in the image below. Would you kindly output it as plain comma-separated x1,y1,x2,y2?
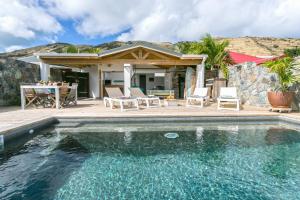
164,132,179,139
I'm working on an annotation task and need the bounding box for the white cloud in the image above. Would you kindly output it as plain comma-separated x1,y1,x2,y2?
1,0,300,52
45,0,300,42
5,45,25,52
0,0,62,51
45,0,153,37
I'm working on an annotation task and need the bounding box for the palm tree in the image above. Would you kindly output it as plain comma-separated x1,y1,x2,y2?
177,34,231,79
200,34,231,79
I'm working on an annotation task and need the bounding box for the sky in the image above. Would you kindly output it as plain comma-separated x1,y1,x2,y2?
1,0,300,52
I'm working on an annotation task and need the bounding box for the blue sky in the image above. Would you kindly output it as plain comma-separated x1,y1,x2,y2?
1,0,300,52
52,19,121,46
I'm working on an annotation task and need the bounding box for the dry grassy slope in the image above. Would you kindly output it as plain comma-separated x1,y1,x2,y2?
0,41,173,58
1,37,300,58
217,37,300,57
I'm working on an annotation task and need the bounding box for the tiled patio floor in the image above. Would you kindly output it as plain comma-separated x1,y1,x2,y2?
1,99,299,134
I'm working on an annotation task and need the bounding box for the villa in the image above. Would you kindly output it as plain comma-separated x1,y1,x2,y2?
2,41,300,200
25,41,207,99
3,0,300,198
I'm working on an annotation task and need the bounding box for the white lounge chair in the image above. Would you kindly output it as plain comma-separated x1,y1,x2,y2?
217,87,240,111
104,87,139,111
129,88,161,108
104,87,124,108
186,87,209,108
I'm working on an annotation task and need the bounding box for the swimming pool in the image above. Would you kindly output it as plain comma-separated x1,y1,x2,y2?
1,120,300,199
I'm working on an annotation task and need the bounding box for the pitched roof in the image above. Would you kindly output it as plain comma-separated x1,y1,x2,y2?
34,41,207,61
229,51,277,65
98,41,183,58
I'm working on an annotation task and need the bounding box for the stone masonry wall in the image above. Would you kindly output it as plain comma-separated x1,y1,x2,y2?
228,62,300,110
0,58,40,106
228,62,279,107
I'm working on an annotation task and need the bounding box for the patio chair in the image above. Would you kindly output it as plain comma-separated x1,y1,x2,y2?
186,87,209,108
129,87,161,108
24,88,40,108
58,86,70,108
47,85,69,108
104,87,139,111
104,87,125,108
217,87,240,111
32,88,51,108
63,83,78,107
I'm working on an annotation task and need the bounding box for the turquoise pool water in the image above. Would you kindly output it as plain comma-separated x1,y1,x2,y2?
1,121,300,199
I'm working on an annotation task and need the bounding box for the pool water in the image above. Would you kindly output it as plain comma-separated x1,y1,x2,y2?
1,121,300,199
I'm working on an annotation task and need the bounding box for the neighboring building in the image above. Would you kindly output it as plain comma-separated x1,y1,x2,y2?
228,51,277,65
30,42,207,99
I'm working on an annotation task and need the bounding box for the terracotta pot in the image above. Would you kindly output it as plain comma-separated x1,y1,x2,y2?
267,91,294,108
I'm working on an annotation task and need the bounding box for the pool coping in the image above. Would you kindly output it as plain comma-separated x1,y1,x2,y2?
1,117,58,142
2,114,300,143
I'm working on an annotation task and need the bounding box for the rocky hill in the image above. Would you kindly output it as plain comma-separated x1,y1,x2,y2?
1,37,300,58
218,37,300,57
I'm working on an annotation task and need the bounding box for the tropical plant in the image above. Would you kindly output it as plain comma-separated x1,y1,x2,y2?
284,47,300,58
176,34,231,78
66,45,78,53
265,57,300,92
81,47,102,53
176,41,203,54
63,46,101,53
200,34,231,79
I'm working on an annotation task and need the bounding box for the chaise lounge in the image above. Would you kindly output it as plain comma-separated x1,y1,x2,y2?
104,87,139,112
217,87,240,111
186,87,209,108
129,87,161,108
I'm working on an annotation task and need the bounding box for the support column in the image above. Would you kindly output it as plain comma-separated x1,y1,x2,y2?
124,64,133,97
82,65,100,99
195,58,206,88
185,67,195,98
39,62,50,81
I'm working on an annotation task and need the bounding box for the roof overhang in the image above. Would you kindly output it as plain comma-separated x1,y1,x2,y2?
34,42,207,67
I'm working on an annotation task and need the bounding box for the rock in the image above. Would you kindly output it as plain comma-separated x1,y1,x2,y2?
228,62,279,107
0,58,40,106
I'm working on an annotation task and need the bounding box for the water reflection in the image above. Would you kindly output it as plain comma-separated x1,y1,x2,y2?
263,127,300,179
265,128,300,145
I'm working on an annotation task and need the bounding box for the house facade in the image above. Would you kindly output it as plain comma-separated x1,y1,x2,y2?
34,42,207,99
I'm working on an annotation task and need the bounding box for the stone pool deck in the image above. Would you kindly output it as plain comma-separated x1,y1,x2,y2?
1,99,300,135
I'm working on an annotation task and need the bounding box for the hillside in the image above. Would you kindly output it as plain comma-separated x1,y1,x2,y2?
218,37,300,57
1,37,300,58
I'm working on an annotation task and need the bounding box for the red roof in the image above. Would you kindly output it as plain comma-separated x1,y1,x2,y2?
228,51,276,65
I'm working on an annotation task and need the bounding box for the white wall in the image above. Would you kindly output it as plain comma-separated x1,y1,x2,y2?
82,66,99,99
39,62,50,81
104,72,124,85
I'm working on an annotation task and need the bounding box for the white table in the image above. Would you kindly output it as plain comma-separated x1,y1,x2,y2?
20,85,77,110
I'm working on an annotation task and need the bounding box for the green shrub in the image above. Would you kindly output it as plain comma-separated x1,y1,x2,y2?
265,57,300,92
284,47,300,58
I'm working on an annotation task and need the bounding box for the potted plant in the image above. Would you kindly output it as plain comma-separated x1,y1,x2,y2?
265,57,300,108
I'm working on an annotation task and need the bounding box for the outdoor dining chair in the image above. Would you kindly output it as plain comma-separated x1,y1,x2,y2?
63,83,78,107
24,88,40,108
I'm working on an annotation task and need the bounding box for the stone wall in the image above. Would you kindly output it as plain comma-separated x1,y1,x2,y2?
228,62,279,107
0,58,40,106
228,62,300,110
290,83,300,111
